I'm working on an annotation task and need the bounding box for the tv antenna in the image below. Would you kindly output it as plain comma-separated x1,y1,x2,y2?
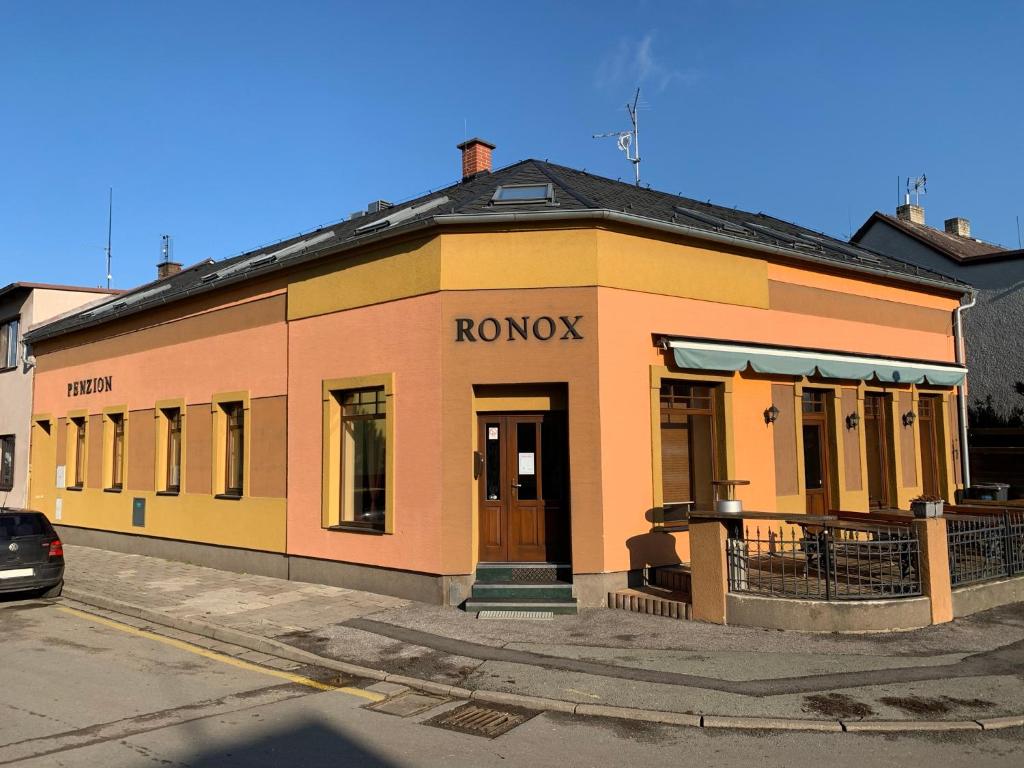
593,88,643,186
905,174,927,207
104,187,113,289
161,234,173,264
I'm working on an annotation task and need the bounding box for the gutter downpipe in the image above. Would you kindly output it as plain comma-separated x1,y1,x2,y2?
954,291,977,494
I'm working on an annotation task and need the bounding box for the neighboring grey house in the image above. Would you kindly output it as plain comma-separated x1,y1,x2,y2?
852,205,1024,421
0,283,119,509
852,205,1024,494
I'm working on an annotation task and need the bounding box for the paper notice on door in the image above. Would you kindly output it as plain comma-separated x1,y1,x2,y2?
518,452,535,475
488,427,499,440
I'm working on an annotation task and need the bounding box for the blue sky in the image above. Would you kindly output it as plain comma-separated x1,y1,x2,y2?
2,1,1021,290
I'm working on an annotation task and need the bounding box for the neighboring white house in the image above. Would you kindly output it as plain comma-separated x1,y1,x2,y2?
0,283,119,509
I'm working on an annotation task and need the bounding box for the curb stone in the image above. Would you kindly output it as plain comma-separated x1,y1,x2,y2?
977,715,1024,730
60,588,1022,735
575,705,701,727
702,715,843,732
841,720,982,733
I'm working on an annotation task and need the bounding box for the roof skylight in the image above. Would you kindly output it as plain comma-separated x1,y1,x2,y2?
491,183,555,205
354,196,449,235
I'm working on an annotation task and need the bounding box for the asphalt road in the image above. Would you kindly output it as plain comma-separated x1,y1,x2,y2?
1,597,1022,768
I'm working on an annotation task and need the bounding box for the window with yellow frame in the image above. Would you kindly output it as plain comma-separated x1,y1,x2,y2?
322,374,394,534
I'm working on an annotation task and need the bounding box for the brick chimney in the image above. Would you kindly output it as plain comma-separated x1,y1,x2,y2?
157,261,182,279
457,138,495,180
896,203,925,226
944,217,971,238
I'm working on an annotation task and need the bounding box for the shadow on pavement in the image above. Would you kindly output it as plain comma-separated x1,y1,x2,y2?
180,717,396,767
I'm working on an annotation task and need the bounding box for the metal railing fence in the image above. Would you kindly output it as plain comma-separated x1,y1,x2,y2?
947,509,1024,587
726,522,921,601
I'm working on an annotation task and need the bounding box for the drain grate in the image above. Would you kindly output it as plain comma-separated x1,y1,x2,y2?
478,610,553,620
425,703,535,739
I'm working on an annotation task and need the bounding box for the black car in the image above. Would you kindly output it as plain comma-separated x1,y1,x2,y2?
0,510,64,598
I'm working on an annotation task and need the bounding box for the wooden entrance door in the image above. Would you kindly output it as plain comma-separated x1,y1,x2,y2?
802,390,832,515
864,394,892,509
478,413,569,563
919,395,943,499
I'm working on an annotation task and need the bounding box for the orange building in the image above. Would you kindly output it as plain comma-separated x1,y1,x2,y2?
25,141,971,609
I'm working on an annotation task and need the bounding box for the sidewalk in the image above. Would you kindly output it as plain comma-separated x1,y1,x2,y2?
62,544,1024,732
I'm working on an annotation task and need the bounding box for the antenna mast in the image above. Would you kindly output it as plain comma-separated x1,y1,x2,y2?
593,87,643,186
105,187,113,289
905,174,927,207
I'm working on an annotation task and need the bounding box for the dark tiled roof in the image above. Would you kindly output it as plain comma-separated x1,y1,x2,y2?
852,211,1017,262
26,160,969,343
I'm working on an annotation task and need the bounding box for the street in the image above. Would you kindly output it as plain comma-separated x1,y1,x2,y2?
1,597,1022,767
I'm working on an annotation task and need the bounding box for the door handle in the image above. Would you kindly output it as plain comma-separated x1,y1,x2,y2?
512,482,522,488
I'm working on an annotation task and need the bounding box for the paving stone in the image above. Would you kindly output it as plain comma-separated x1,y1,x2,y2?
368,692,448,718
365,681,412,696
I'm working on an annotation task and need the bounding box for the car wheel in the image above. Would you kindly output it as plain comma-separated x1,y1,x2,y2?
40,581,63,599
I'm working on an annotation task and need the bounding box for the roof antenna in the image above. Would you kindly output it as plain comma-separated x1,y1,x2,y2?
905,174,927,206
593,87,643,186
161,234,173,265
104,187,113,289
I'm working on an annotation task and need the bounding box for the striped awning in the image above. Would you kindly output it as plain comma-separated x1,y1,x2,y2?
666,339,966,386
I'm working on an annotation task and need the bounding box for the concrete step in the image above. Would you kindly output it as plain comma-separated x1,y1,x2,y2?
463,596,578,615
474,562,572,585
608,586,692,620
470,582,574,600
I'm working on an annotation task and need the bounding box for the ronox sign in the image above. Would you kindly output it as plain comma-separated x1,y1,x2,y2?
67,376,113,397
454,315,583,343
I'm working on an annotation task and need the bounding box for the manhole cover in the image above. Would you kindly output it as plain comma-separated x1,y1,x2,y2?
425,703,536,739
367,692,448,718
478,610,553,620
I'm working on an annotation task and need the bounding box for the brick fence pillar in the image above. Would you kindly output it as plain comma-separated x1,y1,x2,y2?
689,517,729,624
913,517,953,624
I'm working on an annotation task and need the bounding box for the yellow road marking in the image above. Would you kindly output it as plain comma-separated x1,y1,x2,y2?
57,606,383,702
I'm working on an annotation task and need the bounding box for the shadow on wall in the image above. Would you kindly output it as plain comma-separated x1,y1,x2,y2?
180,717,396,768
625,508,682,585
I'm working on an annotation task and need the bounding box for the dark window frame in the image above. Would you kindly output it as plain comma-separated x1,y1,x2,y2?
0,315,20,372
164,407,182,494
337,386,388,532
223,402,245,498
0,435,14,492
71,417,87,489
108,413,125,491
659,380,721,514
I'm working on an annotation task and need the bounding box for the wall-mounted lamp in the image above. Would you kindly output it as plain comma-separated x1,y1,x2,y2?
845,412,860,430
902,410,917,427
764,404,780,424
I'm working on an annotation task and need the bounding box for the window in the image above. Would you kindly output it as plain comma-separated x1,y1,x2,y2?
659,381,719,512
322,377,393,533
0,318,19,370
801,390,827,414
224,402,244,497
71,417,87,488
164,408,182,493
339,387,387,529
0,435,14,492
490,183,555,205
108,413,125,490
